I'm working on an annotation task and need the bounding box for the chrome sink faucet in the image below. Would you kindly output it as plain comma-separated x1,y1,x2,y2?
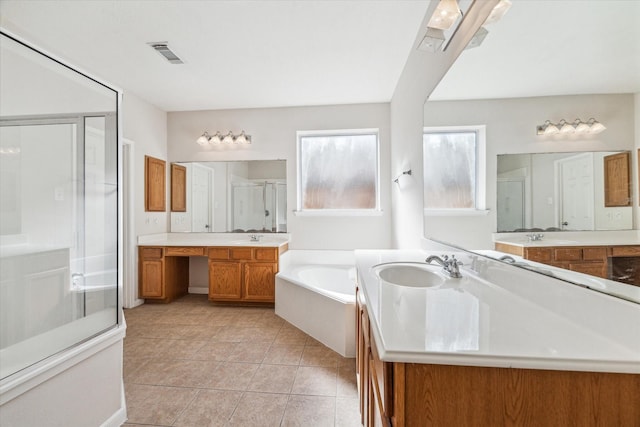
526,233,544,242
249,234,263,242
426,254,463,278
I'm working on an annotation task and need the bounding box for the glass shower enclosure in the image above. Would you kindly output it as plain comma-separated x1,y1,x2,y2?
0,32,119,380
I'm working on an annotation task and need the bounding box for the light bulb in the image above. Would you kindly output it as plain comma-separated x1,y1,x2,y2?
196,132,210,145
427,0,461,30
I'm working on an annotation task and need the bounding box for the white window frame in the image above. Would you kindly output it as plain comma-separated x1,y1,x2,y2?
295,128,382,216
423,125,488,216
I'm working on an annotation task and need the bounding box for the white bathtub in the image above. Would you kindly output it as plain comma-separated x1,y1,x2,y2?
275,250,357,357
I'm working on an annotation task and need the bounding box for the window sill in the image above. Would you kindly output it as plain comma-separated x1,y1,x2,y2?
294,209,384,217
424,209,490,217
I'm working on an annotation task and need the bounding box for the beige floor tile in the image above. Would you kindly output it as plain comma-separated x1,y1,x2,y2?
204,362,260,391
282,395,336,427
230,340,272,363
301,345,341,367
336,366,359,398
263,343,304,365
123,295,363,426
227,392,288,427
128,359,220,388
123,337,173,358
291,366,338,396
124,383,198,425
161,339,209,359
193,341,239,361
180,324,225,341
173,389,242,427
275,328,310,345
248,364,298,394
335,397,363,427
123,357,151,382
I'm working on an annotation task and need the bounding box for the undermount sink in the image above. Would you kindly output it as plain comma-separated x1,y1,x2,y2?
372,262,445,287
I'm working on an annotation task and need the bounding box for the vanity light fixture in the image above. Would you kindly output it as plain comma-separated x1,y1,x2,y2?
196,130,251,145
536,118,606,136
421,0,512,53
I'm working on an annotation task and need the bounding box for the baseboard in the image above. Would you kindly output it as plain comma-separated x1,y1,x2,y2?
188,286,208,295
100,382,127,427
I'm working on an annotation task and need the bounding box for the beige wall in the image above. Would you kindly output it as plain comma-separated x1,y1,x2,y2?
167,103,392,249
422,93,636,249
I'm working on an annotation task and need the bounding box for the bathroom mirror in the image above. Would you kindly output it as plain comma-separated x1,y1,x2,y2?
170,160,287,233
497,151,632,232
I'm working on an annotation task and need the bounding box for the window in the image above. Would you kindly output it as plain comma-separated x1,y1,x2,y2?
297,130,379,214
423,126,486,214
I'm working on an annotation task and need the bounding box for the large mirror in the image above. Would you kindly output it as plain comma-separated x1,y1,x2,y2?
421,2,639,295
497,151,632,232
170,160,287,233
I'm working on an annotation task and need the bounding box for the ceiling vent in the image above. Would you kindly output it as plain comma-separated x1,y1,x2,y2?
148,42,183,64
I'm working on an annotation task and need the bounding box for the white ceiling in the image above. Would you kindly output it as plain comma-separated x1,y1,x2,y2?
0,0,430,112
2,1,638,112
430,0,640,101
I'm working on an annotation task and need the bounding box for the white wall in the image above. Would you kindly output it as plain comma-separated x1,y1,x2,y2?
422,94,636,249
167,103,391,249
122,92,169,237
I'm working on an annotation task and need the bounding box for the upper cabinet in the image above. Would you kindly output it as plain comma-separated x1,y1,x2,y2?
604,152,631,207
145,155,166,212
171,163,187,212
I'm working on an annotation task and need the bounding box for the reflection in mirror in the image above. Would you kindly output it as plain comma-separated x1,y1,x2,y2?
497,152,632,232
170,160,287,233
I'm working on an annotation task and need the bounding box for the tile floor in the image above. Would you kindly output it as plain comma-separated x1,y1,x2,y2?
122,294,362,427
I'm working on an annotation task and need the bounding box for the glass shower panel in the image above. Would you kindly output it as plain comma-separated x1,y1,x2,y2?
0,32,119,380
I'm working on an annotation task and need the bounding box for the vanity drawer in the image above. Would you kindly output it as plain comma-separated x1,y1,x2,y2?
230,248,253,260
255,248,278,262
141,247,163,259
583,248,607,261
165,246,204,256
209,248,230,260
610,246,640,257
524,248,553,262
554,248,582,261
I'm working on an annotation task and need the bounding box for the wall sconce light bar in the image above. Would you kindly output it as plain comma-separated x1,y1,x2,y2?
420,0,511,53
536,118,606,136
196,130,252,145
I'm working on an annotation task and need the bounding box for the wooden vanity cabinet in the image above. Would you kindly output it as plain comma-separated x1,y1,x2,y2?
208,246,280,303
496,243,640,285
138,246,193,302
356,295,640,426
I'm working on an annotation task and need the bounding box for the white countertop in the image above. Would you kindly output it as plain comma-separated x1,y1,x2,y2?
476,249,640,305
137,232,289,248
356,249,640,373
493,230,639,247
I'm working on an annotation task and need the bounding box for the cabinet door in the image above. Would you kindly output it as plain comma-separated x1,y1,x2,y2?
243,262,276,301
569,262,607,278
604,152,631,207
209,261,242,300
145,155,166,212
140,259,164,298
170,163,187,212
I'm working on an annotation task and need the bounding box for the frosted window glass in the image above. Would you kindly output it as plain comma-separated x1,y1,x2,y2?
300,133,377,209
423,132,476,209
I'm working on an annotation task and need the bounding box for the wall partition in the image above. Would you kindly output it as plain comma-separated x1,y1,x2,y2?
0,32,119,380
